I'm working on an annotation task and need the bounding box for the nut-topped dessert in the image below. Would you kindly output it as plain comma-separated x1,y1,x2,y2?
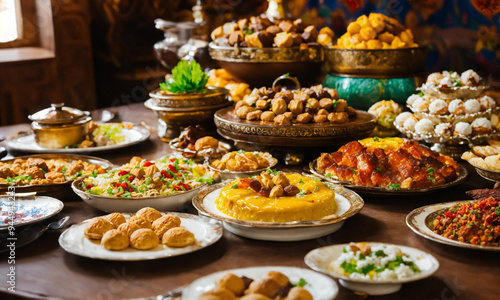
215,170,338,222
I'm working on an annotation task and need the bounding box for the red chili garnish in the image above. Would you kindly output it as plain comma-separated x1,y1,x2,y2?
117,170,128,176
160,170,172,179
238,178,252,189
127,175,135,182
143,161,153,167
87,184,93,189
168,165,178,173
173,185,182,191
170,158,175,162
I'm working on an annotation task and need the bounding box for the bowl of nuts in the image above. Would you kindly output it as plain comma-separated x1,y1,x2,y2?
209,16,332,86
214,85,376,148
208,151,278,180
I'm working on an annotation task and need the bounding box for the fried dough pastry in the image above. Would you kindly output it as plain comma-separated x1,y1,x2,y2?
246,277,281,298
285,287,313,300
101,229,129,250
198,288,236,300
117,222,141,237
128,216,152,229
162,227,195,247
84,217,114,240
240,294,272,300
136,207,162,223
130,228,159,250
104,213,126,228
215,273,245,296
152,214,181,237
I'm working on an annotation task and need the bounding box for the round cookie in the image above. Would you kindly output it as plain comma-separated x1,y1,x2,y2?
130,228,159,250
136,207,162,223
84,217,114,240
101,229,129,250
162,227,195,247
104,213,126,228
152,214,181,237
117,222,141,237
128,216,152,229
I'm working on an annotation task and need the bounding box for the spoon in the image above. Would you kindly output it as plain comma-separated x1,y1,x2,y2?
0,216,70,253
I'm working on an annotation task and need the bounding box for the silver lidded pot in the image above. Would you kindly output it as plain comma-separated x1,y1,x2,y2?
28,103,92,148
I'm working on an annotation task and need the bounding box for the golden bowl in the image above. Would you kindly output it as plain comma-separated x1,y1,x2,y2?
325,46,428,76
149,86,229,107
209,42,325,86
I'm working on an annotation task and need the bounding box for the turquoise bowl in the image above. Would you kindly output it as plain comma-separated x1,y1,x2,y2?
324,75,424,110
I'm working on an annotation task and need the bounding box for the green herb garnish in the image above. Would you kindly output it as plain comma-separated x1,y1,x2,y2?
388,183,401,190
92,169,98,178
376,167,382,172
159,60,208,94
231,184,238,189
325,173,332,178
349,168,357,174
294,278,307,288
373,137,379,141
418,91,424,97
299,179,304,184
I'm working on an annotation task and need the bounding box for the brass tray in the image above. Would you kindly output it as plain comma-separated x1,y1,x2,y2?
309,158,468,196
214,107,376,147
0,154,113,199
325,46,427,76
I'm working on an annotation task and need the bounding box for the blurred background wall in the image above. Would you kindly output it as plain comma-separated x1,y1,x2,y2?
0,0,498,126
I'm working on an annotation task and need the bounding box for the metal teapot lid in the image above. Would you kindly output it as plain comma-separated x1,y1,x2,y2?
28,103,91,125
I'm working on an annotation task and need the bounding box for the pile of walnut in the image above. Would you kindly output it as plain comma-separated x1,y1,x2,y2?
247,171,300,198
211,16,334,48
84,207,196,251
198,271,312,300
235,85,356,125
211,151,272,172
175,125,220,153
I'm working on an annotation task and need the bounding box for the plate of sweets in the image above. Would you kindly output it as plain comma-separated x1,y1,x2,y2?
193,170,363,241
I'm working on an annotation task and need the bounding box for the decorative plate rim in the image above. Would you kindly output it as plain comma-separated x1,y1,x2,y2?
0,196,64,230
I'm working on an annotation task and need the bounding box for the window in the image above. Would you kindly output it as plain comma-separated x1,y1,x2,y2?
0,0,22,43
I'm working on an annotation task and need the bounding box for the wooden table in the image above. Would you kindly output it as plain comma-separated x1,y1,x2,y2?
0,103,499,300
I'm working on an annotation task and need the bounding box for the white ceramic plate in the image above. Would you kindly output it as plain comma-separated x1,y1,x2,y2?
58,212,223,261
192,180,364,241
182,266,339,300
0,196,64,230
6,125,150,153
406,201,500,251
305,243,439,295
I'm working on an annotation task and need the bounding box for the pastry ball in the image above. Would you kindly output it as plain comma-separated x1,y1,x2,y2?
454,122,472,136
216,273,245,296
461,69,481,86
104,213,126,228
403,115,418,131
136,207,162,223
246,277,281,298
471,117,492,134
428,99,448,115
162,227,195,247
240,294,272,300
285,287,313,300
414,119,434,135
435,123,453,138
465,99,481,114
101,229,129,250
117,221,141,237
426,72,443,85
128,216,152,229
152,214,181,237
395,112,412,126
448,99,465,115
266,271,289,287
198,288,236,300
406,94,420,106
84,217,114,240
412,97,429,112
130,228,159,250
479,95,496,110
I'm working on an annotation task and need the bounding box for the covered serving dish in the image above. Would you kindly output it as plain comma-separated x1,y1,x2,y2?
28,103,92,149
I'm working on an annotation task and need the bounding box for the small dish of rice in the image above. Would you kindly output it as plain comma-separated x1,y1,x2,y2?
304,242,439,295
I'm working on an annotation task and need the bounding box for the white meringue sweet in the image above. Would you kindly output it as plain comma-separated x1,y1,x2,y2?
465,99,481,114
